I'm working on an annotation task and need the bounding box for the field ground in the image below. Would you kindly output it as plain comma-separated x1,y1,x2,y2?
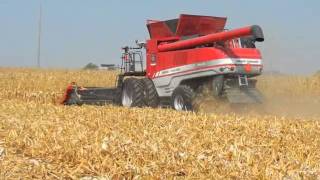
0,68,320,179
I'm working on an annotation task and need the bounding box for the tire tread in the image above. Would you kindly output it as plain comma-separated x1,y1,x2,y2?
141,78,159,108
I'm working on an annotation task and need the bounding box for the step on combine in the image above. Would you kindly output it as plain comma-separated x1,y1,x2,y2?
61,14,265,111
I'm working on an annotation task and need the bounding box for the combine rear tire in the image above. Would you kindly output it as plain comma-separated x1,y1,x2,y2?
121,78,145,107
212,75,224,97
141,78,159,108
171,85,195,111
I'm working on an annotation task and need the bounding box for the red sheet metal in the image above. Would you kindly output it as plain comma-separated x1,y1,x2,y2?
175,14,227,36
60,83,75,104
147,21,174,39
147,14,227,39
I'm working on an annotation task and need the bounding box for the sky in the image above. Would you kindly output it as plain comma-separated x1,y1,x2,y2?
0,0,319,74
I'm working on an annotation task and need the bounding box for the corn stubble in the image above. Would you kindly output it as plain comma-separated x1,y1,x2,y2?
0,68,320,179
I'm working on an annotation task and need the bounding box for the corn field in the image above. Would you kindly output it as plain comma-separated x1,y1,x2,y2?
0,68,320,179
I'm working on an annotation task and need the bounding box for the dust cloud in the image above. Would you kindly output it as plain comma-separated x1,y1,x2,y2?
195,76,320,119
198,96,320,119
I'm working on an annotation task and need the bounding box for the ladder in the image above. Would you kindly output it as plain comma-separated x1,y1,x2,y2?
238,75,248,87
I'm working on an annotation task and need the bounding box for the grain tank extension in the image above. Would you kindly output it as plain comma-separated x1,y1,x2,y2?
62,14,265,111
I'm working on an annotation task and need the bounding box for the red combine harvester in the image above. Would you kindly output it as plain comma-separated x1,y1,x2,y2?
62,14,265,111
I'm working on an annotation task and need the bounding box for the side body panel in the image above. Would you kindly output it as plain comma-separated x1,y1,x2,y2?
146,46,263,97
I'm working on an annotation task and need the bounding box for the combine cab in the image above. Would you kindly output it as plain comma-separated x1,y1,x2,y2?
62,14,265,111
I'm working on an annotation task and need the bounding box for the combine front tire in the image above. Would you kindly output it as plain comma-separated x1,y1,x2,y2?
171,85,195,111
141,78,159,108
121,78,145,107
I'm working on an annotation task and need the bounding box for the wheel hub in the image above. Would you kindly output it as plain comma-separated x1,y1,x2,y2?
122,88,133,107
174,95,185,111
